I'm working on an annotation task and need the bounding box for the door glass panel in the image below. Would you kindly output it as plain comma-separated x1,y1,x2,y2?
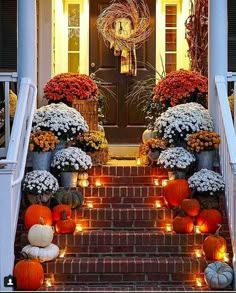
68,53,80,73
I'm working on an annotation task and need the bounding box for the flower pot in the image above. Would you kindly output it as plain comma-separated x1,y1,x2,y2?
31,151,52,171
196,150,215,171
60,171,78,187
51,140,67,158
87,148,109,166
174,169,187,179
148,150,160,162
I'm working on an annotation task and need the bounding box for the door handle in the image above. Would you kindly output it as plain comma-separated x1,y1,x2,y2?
91,62,96,68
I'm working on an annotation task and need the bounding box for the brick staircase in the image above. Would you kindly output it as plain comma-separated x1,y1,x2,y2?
15,163,233,291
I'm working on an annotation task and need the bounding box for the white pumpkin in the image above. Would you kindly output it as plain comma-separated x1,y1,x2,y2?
142,129,158,144
28,217,54,248
22,243,59,262
204,261,234,289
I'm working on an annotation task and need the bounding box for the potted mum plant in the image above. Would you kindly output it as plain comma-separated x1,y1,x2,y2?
70,131,109,166
154,102,214,146
157,147,196,179
188,169,225,209
29,130,60,171
139,138,168,165
22,170,59,205
187,130,221,170
153,69,208,115
31,103,89,154
43,73,99,130
51,147,92,187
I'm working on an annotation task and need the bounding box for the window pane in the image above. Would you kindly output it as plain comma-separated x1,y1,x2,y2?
68,53,80,73
166,29,176,51
165,53,176,73
68,28,80,51
68,4,80,27
166,5,177,27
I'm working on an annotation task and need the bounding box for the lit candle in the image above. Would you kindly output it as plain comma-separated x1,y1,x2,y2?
194,225,201,234
76,223,83,232
153,179,159,186
45,278,52,288
59,248,66,258
224,252,230,262
168,172,176,181
136,158,141,166
95,179,102,187
194,249,202,258
196,278,202,287
162,179,169,187
81,179,89,187
155,200,162,208
87,201,94,209
165,223,172,232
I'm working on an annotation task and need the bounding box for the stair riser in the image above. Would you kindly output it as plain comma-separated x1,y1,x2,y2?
44,273,205,284
80,186,162,197
88,166,168,177
43,259,208,274
74,208,172,221
88,176,167,185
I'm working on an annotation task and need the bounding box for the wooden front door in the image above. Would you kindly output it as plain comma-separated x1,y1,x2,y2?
90,0,156,144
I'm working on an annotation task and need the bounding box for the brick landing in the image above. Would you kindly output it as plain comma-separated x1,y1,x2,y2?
15,163,233,291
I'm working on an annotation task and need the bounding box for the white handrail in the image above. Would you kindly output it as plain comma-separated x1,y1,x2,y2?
0,77,36,291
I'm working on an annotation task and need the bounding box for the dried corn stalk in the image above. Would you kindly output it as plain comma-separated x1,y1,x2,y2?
185,0,208,76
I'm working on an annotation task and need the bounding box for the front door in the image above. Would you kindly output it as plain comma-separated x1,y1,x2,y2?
89,0,156,144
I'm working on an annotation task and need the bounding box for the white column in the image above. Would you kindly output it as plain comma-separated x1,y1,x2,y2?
17,0,37,85
208,0,228,122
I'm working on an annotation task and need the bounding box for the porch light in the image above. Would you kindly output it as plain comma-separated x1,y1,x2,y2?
223,253,230,262
76,223,83,232
165,223,172,232
95,179,102,187
59,248,67,258
194,248,202,258
136,157,141,166
155,200,162,208
196,278,203,287
194,225,201,234
153,178,159,186
87,201,94,209
162,179,169,187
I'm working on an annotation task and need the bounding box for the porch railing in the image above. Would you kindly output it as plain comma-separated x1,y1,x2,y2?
215,74,236,288
0,77,36,291
0,72,18,157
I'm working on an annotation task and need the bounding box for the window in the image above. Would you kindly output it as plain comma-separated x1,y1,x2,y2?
68,3,80,72
165,5,177,73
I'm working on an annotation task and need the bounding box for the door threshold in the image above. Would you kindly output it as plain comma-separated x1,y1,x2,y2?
108,144,139,158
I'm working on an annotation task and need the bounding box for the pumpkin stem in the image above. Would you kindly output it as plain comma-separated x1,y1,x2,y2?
60,209,68,220
39,216,45,225
20,251,29,260
173,207,186,217
215,224,222,236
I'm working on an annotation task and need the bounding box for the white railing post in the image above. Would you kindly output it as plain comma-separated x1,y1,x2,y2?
0,166,16,292
208,0,228,124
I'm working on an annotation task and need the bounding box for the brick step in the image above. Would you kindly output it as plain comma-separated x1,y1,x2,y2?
38,284,211,291
42,256,210,275
80,186,163,198
88,166,168,177
87,175,168,186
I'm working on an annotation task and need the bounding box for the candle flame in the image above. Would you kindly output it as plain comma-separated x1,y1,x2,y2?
194,225,201,234
196,278,202,287
162,179,169,187
95,179,102,187
194,249,202,258
155,200,162,208
153,179,159,186
76,223,83,232
165,223,172,232
223,253,230,262
87,201,94,209
59,248,66,258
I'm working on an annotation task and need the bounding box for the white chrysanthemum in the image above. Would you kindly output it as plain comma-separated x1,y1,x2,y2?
157,147,196,170
32,102,89,140
51,147,92,171
154,103,214,144
22,170,59,195
188,169,225,195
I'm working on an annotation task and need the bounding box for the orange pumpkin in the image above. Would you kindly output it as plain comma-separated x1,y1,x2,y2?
180,198,200,217
196,209,223,233
24,204,53,230
164,179,191,207
203,224,227,260
55,210,76,234
173,209,194,233
52,204,72,222
13,252,44,290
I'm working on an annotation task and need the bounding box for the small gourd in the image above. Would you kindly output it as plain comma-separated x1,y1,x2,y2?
28,217,54,248
142,129,158,144
78,172,89,180
22,243,59,262
204,261,233,289
52,204,72,222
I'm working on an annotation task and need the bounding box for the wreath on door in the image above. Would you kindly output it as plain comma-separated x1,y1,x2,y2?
96,0,152,76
